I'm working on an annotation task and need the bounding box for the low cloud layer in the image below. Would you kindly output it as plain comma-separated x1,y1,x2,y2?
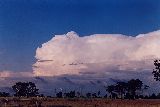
0,71,33,78
33,30,160,77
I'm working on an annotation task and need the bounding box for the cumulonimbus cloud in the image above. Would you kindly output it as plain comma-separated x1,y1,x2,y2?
33,30,160,77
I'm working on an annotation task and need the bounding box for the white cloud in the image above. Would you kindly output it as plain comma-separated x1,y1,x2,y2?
1,30,160,95
33,30,160,77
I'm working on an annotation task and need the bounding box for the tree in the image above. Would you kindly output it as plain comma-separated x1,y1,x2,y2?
127,79,143,99
149,93,157,99
97,91,101,97
106,85,117,99
86,93,91,98
12,82,39,97
64,91,76,98
152,60,160,81
92,93,97,98
106,82,127,99
156,93,160,99
77,92,81,97
56,92,63,98
0,92,10,97
114,82,127,99
105,79,147,99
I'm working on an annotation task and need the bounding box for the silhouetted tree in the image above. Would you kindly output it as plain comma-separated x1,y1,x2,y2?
143,85,149,90
12,82,39,97
56,92,63,98
149,93,157,99
104,94,107,98
152,60,160,81
86,93,91,98
69,91,76,98
106,79,147,99
144,95,149,99
64,91,76,98
0,92,10,97
77,92,81,97
157,93,160,99
97,91,101,97
111,92,118,99
138,95,144,99
92,93,97,98
124,92,132,99
106,85,116,99
39,94,44,97
106,82,127,99
127,79,143,99
114,82,127,99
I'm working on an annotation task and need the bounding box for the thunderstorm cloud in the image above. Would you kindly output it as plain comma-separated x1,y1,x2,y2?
1,30,160,95
33,30,160,77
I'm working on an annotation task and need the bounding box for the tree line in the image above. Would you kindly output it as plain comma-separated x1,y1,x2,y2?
0,60,160,99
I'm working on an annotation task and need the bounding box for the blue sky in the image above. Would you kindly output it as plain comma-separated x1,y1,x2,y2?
0,0,160,72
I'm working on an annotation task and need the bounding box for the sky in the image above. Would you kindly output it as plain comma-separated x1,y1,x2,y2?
0,0,160,72
0,0,160,95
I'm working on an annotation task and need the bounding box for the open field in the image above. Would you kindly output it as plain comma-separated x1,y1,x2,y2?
1,98,160,107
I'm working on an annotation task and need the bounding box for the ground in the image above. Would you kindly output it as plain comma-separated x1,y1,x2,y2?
0,97,160,107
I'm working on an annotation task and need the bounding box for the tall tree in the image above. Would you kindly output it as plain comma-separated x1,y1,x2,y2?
106,79,147,99
152,59,160,81
114,82,127,99
106,85,116,99
127,79,143,98
12,82,39,97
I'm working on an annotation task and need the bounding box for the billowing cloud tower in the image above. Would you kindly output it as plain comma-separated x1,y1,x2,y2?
33,30,160,78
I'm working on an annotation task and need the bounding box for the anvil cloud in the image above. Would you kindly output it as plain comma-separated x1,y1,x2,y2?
33,30,160,77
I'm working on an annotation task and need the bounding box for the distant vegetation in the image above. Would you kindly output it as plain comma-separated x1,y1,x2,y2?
12,82,39,97
106,79,149,99
152,59,160,81
0,60,160,100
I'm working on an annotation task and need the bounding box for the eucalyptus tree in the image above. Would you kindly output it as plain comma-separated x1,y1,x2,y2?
152,59,160,81
12,82,39,97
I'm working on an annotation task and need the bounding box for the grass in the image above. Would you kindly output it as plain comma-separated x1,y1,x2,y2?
0,97,160,107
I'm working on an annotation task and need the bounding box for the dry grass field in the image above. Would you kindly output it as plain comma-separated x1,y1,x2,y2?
0,97,160,107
